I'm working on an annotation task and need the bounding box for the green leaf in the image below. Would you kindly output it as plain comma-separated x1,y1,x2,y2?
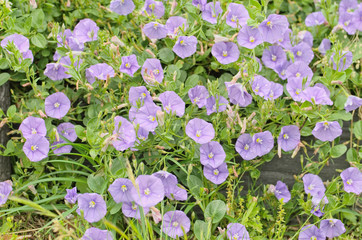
185,74,199,90
187,175,203,197
31,34,47,48
87,174,107,194
6,105,16,118
0,73,10,87
0,59,9,69
158,48,175,63
346,148,358,162
328,111,352,121
330,144,347,158
204,200,226,223
194,220,209,240
353,121,362,140
31,9,45,29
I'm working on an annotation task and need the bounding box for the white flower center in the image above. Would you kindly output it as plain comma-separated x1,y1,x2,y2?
172,221,179,227
347,179,353,185
125,63,131,68
256,138,263,144
196,130,201,138
267,21,273,28
295,72,301,77
208,152,214,159
323,122,329,130
283,134,289,139
271,55,277,61
31,128,37,135
297,51,302,56
121,185,127,192
231,15,237,22
213,169,219,175
148,115,156,122
144,188,150,195
232,234,239,240
244,144,249,150
89,200,96,208
249,36,255,43
308,184,314,190
222,51,228,57
54,102,60,108
31,145,38,151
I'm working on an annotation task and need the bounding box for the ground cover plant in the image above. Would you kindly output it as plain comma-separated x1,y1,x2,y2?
0,0,361,239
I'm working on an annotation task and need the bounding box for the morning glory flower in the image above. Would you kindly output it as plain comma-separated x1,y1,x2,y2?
119,54,140,77
77,193,107,223
200,141,226,168
82,227,114,240
108,178,135,203
112,116,136,151
211,41,240,65
128,86,152,107
330,51,353,72
262,45,287,70
278,125,300,152
192,0,206,11
274,60,291,80
110,0,135,16
235,133,257,161
205,95,228,115
297,30,313,47
302,86,333,105
162,210,191,239
274,181,291,203
73,18,99,43
344,95,362,112
86,63,115,84
173,36,198,59
19,116,46,139
143,22,168,40
291,42,314,65
188,85,209,108
253,131,274,157
166,16,188,36
144,0,165,19
65,187,78,204
318,39,331,55
298,224,326,240
0,181,12,205
186,118,215,144
226,223,250,240
1,33,29,53
153,171,187,201
130,175,165,208
44,92,71,119
57,122,77,142
122,202,149,219
52,139,72,155
303,173,326,197
56,29,84,51
277,28,292,50
134,102,161,132
339,11,358,35
312,121,342,142
141,58,164,85
320,219,346,238
23,135,49,162
203,162,229,185
311,190,328,218
44,62,71,81
286,78,307,102
264,82,283,100
259,14,289,44
305,12,326,26
237,26,263,49
285,61,313,85
339,0,358,16
226,3,250,28
226,83,252,107
340,167,362,194
159,91,185,117
252,75,272,98
202,2,222,24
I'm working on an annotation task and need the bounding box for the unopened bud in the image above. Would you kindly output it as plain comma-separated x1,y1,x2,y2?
111,36,125,47
156,110,164,126
29,0,37,8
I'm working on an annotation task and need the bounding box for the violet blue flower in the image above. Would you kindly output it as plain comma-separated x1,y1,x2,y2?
252,75,272,98
330,51,353,72
278,125,300,152
262,45,287,70
305,12,326,26
23,135,49,162
264,82,283,100
318,39,331,55
86,63,115,84
259,14,289,44
122,202,149,219
44,92,71,119
226,83,252,107
286,78,306,102
173,36,197,59
312,121,342,142
274,61,291,80
152,171,187,201
339,0,358,16
108,178,135,203
57,29,84,51
143,22,168,40
186,118,215,144
112,116,136,151
19,116,46,139
134,102,161,132
52,139,72,155
226,3,250,28
211,41,240,65
162,210,191,239
73,18,99,43
65,187,78,204
188,85,209,108
141,58,164,85
226,223,250,240
202,2,222,24
297,31,313,47
235,134,257,161
57,122,77,142
44,62,71,81
339,12,358,35
311,190,328,218
205,95,228,115
110,0,135,16
320,219,346,238
291,42,314,65
302,86,333,105
285,61,313,85
119,54,140,77
253,131,274,157
129,86,152,107
144,0,165,19
200,141,225,168
340,167,362,194
344,95,362,112
159,91,185,117
82,227,113,240
203,162,229,184
192,0,206,11
166,16,188,36
168,186,188,201
0,181,12,205
21,50,34,63
130,175,165,208
277,28,292,50
274,181,291,203
77,193,107,223
1,33,29,53
237,26,263,49
298,225,325,240
303,173,326,197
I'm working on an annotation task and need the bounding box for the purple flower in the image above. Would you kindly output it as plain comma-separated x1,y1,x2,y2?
320,219,346,238
153,171,187,201
52,139,72,155
1,34,29,53
166,16,188,36
162,210,190,239
226,83,252,107
19,116,46,139
305,12,326,26
235,134,257,160
129,86,152,107
86,63,115,84
339,0,358,16
226,3,249,28
82,227,113,240
44,62,71,81
253,131,274,157
23,135,49,162
278,125,300,152
203,162,229,184
130,175,165,208
277,28,292,50
302,86,333,105
298,225,325,240
119,54,140,77
303,173,325,197
297,30,313,47
141,58,164,85
186,118,215,144
212,41,240,65
108,178,135,203
73,18,99,43
339,12,358,35
159,91,185,117
173,36,197,59
202,2,222,24
259,14,289,44
264,82,283,100
252,75,272,98
237,26,263,49
112,116,136,151
330,51,353,72
188,85,209,108
286,78,306,101
134,102,161,132
285,61,313,85
65,187,78,204
110,0,135,16
318,39,331,55
192,0,206,11
205,95,228,115
274,181,291,203
0,181,12,205
312,121,342,142
144,0,165,19
340,167,362,194
57,122,77,142
274,61,291,80
21,50,34,63
226,223,250,240
77,193,107,223
311,191,328,217
44,92,71,119
57,29,84,51
291,42,314,65
200,141,225,168
345,95,362,112
122,202,149,219
143,22,168,40
262,45,287,70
